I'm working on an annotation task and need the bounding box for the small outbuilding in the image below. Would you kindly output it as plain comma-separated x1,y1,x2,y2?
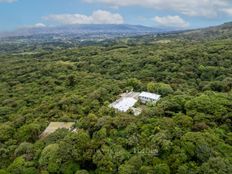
139,92,161,104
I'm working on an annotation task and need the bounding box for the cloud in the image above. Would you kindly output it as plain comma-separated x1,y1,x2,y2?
0,0,16,3
44,10,124,25
153,16,189,28
33,23,46,28
222,8,232,16
84,0,230,17
20,23,46,29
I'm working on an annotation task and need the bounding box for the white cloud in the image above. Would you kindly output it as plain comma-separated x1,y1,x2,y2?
222,8,232,16
153,16,189,28
20,23,46,29
33,23,46,28
84,0,230,18
0,0,16,3
44,10,124,25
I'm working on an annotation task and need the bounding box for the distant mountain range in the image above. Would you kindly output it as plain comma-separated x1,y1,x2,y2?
1,22,232,45
0,24,168,39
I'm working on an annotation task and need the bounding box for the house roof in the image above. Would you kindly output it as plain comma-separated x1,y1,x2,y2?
139,92,161,100
110,97,137,112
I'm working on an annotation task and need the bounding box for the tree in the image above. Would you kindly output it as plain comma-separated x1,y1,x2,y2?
14,142,34,160
39,144,61,173
66,75,77,87
127,78,142,91
173,113,193,128
119,164,136,174
180,131,232,163
139,166,155,174
147,82,156,92
7,156,38,174
198,157,232,174
59,130,91,163
177,162,198,174
93,145,130,174
154,163,170,174
0,169,10,174
185,92,229,120
147,82,174,96
75,170,89,174
16,123,42,142
118,155,143,174
0,124,14,142
60,161,80,174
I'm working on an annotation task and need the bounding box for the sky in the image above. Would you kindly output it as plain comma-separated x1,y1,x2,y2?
0,0,232,31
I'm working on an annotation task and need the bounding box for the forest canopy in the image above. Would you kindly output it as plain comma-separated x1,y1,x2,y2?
0,36,232,174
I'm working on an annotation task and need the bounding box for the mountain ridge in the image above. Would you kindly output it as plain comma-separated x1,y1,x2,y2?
0,24,167,39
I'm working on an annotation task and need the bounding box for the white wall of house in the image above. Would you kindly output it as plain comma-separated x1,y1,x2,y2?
139,92,161,104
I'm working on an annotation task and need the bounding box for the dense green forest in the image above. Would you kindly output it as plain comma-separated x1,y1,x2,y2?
0,35,232,174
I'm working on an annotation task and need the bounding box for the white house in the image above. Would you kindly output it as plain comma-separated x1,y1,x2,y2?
139,92,161,104
109,91,161,115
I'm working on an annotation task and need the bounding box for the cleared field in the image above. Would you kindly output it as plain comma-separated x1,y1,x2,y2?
40,122,75,138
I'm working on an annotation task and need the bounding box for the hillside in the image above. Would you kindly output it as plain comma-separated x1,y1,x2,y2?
160,22,232,41
0,33,232,173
